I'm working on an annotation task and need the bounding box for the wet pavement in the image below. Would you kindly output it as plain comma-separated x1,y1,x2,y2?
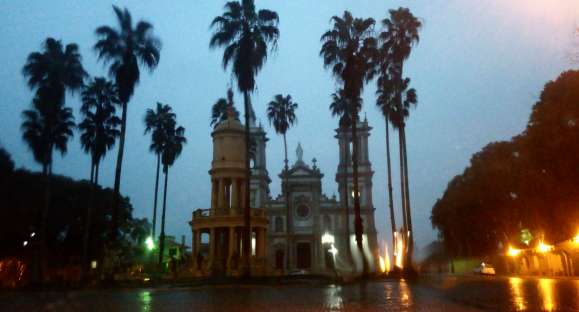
1,276,578,311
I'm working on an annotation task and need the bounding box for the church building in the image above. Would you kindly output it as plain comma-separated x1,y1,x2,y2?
190,106,379,276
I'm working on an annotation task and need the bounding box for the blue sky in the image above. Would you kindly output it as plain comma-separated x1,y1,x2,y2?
1,1,578,252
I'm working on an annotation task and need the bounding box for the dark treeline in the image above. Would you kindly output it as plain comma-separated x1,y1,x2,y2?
0,147,150,271
431,70,579,257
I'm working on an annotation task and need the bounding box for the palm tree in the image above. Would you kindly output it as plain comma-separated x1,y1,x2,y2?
144,103,175,239
320,11,377,276
266,94,297,270
158,118,186,266
211,88,240,128
375,68,398,261
210,0,279,275
79,77,121,185
379,7,421,267
94,6,161,240
329,89,361,267
22,37,85,282
78,77,121,280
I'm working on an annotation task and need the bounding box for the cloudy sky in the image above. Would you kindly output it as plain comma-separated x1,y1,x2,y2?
1,0,578,252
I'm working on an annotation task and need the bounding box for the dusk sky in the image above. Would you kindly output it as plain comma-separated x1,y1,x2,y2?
1,1,578,253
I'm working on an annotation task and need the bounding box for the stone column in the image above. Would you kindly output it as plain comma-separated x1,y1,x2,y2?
227,227,235,271
209,228,216,270
259,228,266,258
240,180,246,210
231,178,239,213
217,178,224,210
210,179,217,209
192,230,199,257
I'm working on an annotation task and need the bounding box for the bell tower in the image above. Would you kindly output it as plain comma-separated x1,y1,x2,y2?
335,116,379,272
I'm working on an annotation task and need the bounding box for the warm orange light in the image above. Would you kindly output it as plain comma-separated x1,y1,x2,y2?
394,232,404,269
379,242,391,273
573,232,579,244
536,241,553,253
507,245,522,257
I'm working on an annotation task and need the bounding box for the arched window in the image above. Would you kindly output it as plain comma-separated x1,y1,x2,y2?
275,217,283,233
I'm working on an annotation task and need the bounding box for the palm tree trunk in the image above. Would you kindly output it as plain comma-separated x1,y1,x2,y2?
158,166,169,266
111,100,128,242
82,159,98,283
341,129,352,268
152,153,161,238
401,126,414,266
385,120,397,251
242,91,252,278
40,147,53,284
398,126,407,233
95,161,100,185
90,160,95,184
283,133,291,271
350,109,368,276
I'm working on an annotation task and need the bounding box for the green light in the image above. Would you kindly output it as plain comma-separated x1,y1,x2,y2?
145,236,155,251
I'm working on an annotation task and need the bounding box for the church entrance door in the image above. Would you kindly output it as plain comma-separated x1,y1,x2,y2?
296,242,311,269
275,249,284,270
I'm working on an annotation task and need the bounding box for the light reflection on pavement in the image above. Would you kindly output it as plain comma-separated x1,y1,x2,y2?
1,276,578,311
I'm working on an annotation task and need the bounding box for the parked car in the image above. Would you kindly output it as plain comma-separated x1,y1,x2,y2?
473,262,496,275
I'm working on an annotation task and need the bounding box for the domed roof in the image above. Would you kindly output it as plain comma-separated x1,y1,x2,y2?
214,107,244,132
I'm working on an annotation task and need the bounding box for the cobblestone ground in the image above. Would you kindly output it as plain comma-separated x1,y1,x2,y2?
1,276,578,311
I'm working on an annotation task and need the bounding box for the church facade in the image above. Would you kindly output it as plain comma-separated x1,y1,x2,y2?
190,110,379,276
260,118,379,275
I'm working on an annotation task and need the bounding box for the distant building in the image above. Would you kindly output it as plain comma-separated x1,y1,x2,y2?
265,119,379,274
190,105,379,276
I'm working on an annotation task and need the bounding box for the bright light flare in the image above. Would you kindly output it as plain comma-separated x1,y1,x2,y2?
394,232,404,269
573,232,579,244
507,245,522,257
145,236,155,251
536,241,553,253
322,232,335,244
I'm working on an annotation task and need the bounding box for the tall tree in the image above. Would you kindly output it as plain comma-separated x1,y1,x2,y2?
79,77,121,185
211,88,240,128
210,0,279,276
330,89,361,266
21,37,85,282
94,6,161,240
266,94,298,270
320,11,377,276
144,102,175,239
158,118,186,266
375,65,399,261
78,77,121,280
379,7,421,267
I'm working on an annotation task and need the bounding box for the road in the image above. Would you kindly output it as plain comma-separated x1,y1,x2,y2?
1,275,578,311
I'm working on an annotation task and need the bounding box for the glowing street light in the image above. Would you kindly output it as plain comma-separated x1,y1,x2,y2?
507,245,521,257
322,232,335,245
145,236,155,251
536,241,553,253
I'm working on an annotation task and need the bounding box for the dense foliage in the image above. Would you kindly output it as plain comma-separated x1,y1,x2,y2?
0,147,150,267
431,70,579,256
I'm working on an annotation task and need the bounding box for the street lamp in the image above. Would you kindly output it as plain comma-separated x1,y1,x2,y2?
145,236,155,251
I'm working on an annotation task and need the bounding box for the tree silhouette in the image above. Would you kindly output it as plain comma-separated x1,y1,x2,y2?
78,77,120,280
266,94,297,270
144,102,175,239
94,6,161,241
79,77,121,185
211,88,240,128
158,118,186,266
379,7,421,267
320,11,376,276
21,37,85,283
329,89,361,266
210,0,279,276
